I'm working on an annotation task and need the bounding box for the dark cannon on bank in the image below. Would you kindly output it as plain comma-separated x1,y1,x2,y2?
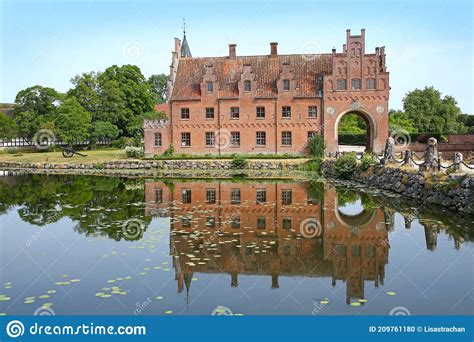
60,146,87,158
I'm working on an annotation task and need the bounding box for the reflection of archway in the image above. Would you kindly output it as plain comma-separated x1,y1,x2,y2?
335,110,376,152
335,196,376,229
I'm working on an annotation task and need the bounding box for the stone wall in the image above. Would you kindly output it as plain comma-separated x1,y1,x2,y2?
323,161,474,214
0,159,308,181
0,159,304,171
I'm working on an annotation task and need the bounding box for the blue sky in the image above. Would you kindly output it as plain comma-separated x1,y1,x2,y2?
1,0,472,112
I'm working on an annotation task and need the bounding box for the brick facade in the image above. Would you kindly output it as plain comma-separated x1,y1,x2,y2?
144,29,389,156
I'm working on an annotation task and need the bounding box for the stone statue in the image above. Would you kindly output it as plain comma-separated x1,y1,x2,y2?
381,136,395,164
453,152,463,172
419,137,439,172
403,150,415,167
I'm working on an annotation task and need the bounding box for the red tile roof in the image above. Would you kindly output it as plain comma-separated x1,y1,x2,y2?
171,54,333,101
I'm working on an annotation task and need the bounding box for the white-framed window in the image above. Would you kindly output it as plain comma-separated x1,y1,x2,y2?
256,131,266,146
181,132,191,147
230,107,239,119
181,108,190,119
230,132,240,147
281,131,292,146
205,132,215,147
154,133,162,147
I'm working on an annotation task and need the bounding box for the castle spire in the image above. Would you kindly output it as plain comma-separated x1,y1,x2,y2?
181,18,192,58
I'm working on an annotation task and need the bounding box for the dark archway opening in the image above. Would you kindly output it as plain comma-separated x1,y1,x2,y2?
337,112,371,152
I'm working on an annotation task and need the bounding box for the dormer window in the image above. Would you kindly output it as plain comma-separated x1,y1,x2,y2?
244,80,251,92
283,79,290,91
207,81,213,93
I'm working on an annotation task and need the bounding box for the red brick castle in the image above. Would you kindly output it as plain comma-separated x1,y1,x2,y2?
144,29,389,156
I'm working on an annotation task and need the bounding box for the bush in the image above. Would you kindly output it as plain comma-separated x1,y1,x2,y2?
231,155,248,169
360,153,377,170
301,158,322,173
334,152,357,179
307,135,326,159
125,146,144,159
162,144,174,157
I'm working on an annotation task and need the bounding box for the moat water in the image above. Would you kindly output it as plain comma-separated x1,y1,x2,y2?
0,173,472,316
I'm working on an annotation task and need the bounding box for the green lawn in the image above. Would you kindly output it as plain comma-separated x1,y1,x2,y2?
0,149,128,164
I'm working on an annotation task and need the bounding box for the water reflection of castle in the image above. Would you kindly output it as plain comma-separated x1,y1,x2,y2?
145,180,393,304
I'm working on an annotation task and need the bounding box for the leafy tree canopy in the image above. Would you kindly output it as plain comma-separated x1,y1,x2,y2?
13,85,62,138
55,97,92,144
91,121,120,140
338,113,366,134
148,74,169,104
68,65,155,138
402,86,466,135
0,112,18,140
388,110,417,133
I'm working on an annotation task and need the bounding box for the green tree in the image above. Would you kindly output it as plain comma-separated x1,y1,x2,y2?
91,121,120,141
403,86,466,135
388,109,417,133
67,72,100,117
148,74,169,104
55,97,91,144
459,114,474,133
0,112,18,140
68,65,155,138
13,85,61,138
97,65,155,137
338,113,366,134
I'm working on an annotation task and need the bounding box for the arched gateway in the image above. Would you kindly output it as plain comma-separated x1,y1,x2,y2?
144,29,389,156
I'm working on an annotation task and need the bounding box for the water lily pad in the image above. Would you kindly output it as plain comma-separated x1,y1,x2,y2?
70,279,80,283
350,302,361,306
386,291,396,296
107,280,116,283
165,310,173,315
38,295,50,299
155,296,163,300
100,294,112,298
358,299,368,303
24,300,35,304
47,290,56,294
95,292,105,297
320,300,330,305
0,313,6,316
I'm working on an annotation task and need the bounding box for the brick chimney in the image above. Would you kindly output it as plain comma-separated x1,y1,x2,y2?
229,44,236,59
270,42,278,57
